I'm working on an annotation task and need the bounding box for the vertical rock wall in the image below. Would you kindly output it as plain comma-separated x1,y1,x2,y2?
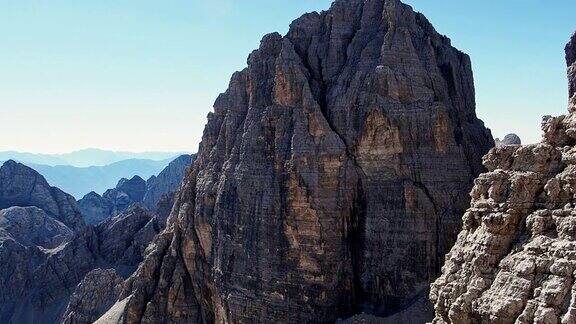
102,0,493,323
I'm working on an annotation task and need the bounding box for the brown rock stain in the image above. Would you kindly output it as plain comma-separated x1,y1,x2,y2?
404,183,417,211
284,172,323,276
357,109,403,157
433,110,452,153
307,112,325,138
274,68,302,107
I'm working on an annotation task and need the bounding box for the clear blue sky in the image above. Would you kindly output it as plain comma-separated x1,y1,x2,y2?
1,0,575,153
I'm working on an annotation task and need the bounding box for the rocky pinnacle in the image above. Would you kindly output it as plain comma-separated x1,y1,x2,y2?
98,0,493,322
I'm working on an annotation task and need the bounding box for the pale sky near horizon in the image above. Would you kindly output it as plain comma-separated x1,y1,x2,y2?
1,0,575,154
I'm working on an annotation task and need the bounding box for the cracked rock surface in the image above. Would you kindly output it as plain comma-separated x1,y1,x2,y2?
98,0,492,323
62,268,125,324
430,31,576,324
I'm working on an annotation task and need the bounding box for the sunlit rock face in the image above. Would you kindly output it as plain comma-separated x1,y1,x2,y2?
99,0,493,322
430,31,576,324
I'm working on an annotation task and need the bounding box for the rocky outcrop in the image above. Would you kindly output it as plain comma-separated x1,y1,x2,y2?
567,32,576,99
62,269,125,324
0,160,85,231
78,178,142,225
0,161,162,323
0,205,161,324
142,154,195,214
78,191,115,225
0,206,74,249
495,133,522,147
0,209,159,324
79,156,193,225
429,32,576,324
78,189,132,225
116,176,147,203
100,0,493,322
96,205,161,276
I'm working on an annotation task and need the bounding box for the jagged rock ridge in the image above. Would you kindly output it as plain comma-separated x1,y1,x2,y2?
79,176,146,225
79,154,194,225
0,160,85,230
430,31,576,323
142,154,195,216
0,161,163,324
97,0,493,322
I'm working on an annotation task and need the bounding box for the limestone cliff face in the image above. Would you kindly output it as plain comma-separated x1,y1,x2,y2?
430,32,576,324
102,0,493,322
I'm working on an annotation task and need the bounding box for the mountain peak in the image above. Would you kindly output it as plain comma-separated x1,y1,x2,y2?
0,160,85,230
103,0,493,322
2,159,18,167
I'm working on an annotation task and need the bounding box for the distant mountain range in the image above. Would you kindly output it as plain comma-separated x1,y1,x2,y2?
24,158,174,199
0,148,186,167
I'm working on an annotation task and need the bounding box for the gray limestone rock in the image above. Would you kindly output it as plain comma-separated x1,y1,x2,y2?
115,176,146,203
101,0,493,322
0,202,159,323
78,191,114,225
62,268,125,324
430,31,576,324
96,205,160,275
0,206,74,249
0,160,164,324
495,133,522,147
0,160,85,231
142,154,194,213
79,155,193,226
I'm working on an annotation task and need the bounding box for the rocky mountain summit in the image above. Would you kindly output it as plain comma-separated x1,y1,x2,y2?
97,0,493,322
0,161,166,324
79,155,194,225
495,133,522,147
115,176,147,203
79,176,146,225
0,160,85,230
430,32,576,323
